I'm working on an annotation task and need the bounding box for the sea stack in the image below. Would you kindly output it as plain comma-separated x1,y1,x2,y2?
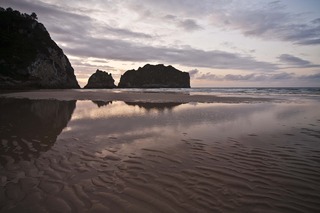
84,69,116,89
118,64,190,88
0,8,80,89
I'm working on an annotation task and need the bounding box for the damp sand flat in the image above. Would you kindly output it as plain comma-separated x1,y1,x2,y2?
0,91,320,212
0,89,272,103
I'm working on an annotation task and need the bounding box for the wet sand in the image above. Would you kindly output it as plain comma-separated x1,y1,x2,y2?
1,91,320,212
0,89,272,103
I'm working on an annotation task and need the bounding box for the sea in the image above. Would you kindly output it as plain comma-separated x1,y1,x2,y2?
113,87,320,98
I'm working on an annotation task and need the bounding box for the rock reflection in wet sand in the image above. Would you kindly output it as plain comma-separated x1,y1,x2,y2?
1,99,320,212
0,98,76,165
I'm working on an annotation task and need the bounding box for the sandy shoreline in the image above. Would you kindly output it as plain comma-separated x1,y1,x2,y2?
1,91,320,212
0,89,273,103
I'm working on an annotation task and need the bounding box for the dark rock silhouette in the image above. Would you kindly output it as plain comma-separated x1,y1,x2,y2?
118,64,190,88
0,7,80,89
0,98,76,165
125,102,183,111
84,69,116,89
92,100,113,107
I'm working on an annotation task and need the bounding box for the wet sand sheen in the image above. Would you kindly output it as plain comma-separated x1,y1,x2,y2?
0,89,272,103
1,95,320,212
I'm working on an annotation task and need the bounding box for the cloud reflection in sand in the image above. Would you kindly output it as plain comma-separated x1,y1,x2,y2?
59,100,319,154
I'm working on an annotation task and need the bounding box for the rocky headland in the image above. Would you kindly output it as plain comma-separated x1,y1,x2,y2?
118,64,190,88
84,69,116,89
0,8,80,89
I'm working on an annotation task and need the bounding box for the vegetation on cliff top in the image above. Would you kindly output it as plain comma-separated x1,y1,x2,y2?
0,7,61,80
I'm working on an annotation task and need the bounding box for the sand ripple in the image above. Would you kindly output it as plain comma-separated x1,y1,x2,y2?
1,130,320,213
1,98,320,212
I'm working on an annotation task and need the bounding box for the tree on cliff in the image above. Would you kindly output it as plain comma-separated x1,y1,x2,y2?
31,12,38,20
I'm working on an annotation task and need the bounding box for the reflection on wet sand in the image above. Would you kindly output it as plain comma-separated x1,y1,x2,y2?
0,98,76,165
91,100,183,111
92,100,113,108
125,102,183,111
1,99,320,212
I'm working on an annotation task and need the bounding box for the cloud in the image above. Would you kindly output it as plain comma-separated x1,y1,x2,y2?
5,0,319,47
97,25,153,39
2,0,153,40
135,0,231,17
297,39,320,45
192,70,320,84
193,71,296,82
164,14,177,20
60,35,277,71
278,54,320,68
178,19,203,31
188,69,199,77
210,2,320,45
163,15,202,32
197,73,219,80
2,0,93,23
283,20,320,45
278,54,310,66
298,72,320,80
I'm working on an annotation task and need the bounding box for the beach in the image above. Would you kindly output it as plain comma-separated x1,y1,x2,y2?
1,89,320,212
0,89,273,103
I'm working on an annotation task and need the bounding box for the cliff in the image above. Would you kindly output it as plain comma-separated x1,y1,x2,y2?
118,64,190,88
84,69,116,89
0,7,80,89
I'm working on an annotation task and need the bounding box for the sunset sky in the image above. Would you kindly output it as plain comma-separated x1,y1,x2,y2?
2,0,320,87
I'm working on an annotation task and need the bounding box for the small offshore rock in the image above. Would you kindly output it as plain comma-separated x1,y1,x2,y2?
84,69,116,89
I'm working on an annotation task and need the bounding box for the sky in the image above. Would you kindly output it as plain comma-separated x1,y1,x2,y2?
2,0,320,87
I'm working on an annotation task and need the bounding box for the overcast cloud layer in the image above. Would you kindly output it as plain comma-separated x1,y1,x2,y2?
1,0,320,87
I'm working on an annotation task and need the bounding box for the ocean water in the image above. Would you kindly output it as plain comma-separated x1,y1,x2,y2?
112,87,320,98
